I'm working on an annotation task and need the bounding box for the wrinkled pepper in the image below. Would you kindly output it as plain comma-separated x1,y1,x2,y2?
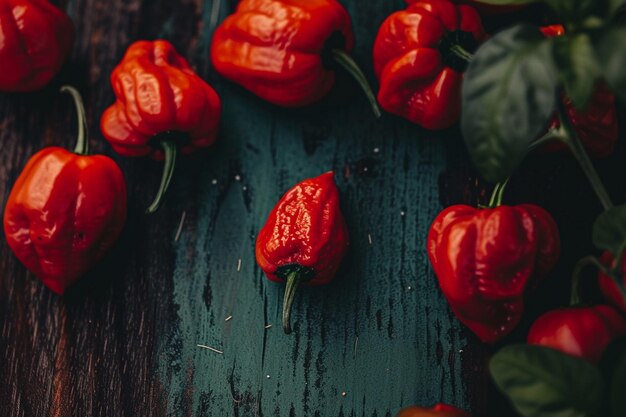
3,87,127,294
101,40,221,213
397,404,471,417
599,251,626,314
374,0,487,129
528,305,626,363
211,0,380,116
539,25,619,158
256,172,349,334
427,183,560,343
0,0,74,92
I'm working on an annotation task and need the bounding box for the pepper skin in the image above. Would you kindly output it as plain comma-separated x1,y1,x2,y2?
210,0,380,115
598,251,626,314
528,305,626,363
3,87,126,294
539,26,619,158
373,0,487,129
0,0,74,92
397,404,471,417
101,40,221,213
256,172,349,334
427,204,560,343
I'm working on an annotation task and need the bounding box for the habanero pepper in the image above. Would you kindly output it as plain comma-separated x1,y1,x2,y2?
100,40,221,213
427,183,560,343
528,305,626,363
0,0,74,92
3,87,127,294
210,0,380,116
256,172,349,334
538,25,619,158
373,0,487,130
599,251,626,314
397,404,471,417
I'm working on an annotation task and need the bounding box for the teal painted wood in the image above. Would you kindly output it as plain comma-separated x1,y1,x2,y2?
155,1,471,415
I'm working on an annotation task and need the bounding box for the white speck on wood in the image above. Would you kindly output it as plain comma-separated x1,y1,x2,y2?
197,344,223,354
174,211,186,242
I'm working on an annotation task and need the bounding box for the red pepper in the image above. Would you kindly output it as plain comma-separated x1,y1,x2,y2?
0,0,74,92
100,40,221,213
427,184,560,343
210,0,380,116
599,251,626,314
528,305,626,363
3,87,127,294
256,172,349,334
405,0,524,15
397,404,471,417
373,0,487,129
538,25,619,158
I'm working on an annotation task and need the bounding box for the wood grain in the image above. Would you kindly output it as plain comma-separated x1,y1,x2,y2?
1,1,624,416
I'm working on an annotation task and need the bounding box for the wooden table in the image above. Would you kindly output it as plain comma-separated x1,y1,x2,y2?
1,1,624,416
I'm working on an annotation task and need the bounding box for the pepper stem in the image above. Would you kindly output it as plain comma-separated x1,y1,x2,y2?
487,178,509,208
146,140,177,214
450,44,473,63
332,49,382,118
282,271,303,334
570,255,626,306
557,99,613,211
60,86,89,155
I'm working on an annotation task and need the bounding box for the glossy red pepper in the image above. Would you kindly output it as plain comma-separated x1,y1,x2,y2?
256,172,349,334
3,87,127,294
210,0,380,116
373,0,487,129
427,185,560,343
0,0,74,92
538,25,619,158
101,40,221,213
599,251,626,314
528,305,626,363
397,403,471,417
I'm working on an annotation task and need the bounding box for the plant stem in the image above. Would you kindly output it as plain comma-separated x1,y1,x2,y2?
332,49,381,118
450,44,473,62
527,130,563,153
487,179,509,208
557,100,613,211
282,271,303,335
60,86,89,155
146,140,177,214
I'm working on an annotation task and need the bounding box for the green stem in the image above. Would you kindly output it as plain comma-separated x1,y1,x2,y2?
282,271,303,335
450,44,473,62
571,255,626,306
60,86,89,155
332,49,382,118
557,100,613,211
487,179,509,208
527,130,564,153
146,140,177,214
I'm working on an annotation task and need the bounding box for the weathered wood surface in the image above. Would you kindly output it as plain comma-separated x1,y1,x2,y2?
1,1,624,416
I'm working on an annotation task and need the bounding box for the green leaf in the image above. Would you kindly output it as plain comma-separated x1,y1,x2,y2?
610,344,626,417
553,34,601,109
595,27,626,100
599,337,626,417
461,25,557,183
608,0,626,17
490,345,605,417
593,205,626,258
545,0,598,22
